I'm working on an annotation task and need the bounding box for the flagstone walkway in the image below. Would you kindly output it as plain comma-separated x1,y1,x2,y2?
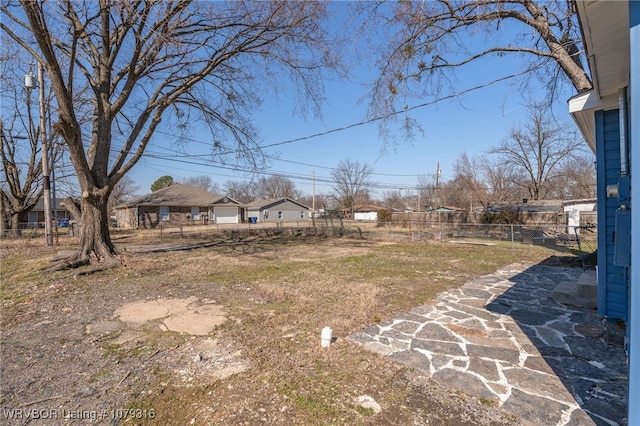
348,263,628,426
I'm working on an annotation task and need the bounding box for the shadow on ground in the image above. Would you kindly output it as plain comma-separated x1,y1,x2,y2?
349,260,628,426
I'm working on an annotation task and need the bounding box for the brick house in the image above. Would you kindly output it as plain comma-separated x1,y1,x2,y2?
114,184,244,229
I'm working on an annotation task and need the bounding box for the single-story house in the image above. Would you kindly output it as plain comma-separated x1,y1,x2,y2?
568,1,638,422
18,197,74,228
484,200,563,224
245,197,310,223
114,184,244,229
353,205,385,221
486,199,563,213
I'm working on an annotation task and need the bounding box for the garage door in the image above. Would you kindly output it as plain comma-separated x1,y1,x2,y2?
214,207,238,224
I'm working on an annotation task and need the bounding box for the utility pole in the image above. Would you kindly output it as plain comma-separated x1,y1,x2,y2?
38,63,53,246
25,64,53,246
312,170,315,213
434,162,441,208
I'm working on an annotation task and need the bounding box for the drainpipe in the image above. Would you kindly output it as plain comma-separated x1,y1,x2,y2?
619,87,629,180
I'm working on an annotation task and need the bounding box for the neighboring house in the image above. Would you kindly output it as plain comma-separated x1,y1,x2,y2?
485,200,563,224
246,197,310,223
353,205,385,221
562,199,597,234
486,199,563,213
568,1,638,422
114,184,244,229
18,197,74,228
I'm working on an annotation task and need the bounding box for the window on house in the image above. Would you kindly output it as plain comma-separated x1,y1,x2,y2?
300,211,304,219
28,211,38,228
278,211,283,220
191,207,200,221
159,207,169,221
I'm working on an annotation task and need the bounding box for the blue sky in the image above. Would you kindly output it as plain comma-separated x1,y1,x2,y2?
128,5,578,199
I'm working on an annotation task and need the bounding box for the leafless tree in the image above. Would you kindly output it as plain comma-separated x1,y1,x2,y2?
381,189,408,211
0,115,42,234
255,175,300,200
224,180,257,204
330,159,373,218
490,103,584,200
547,153,596,200
107,175,139,216
416,174,438,210
1,1,340,268
481,158,524,203
297,192,328,212
181,175,221,194
0,50,63,234
451,152,523,208
357,0,591,140
452,153,489,208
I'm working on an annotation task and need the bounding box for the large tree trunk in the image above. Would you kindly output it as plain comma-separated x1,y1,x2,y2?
9,212,23,237
11,213,20,232
61,193,117,269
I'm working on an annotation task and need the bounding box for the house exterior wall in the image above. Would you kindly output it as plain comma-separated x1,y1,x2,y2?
354,211,378,221
135,205,209,229
114,207,135,229
19,210,71,228
249,200,309,222
17,199,73,227
628,2,639,422
595,109,628,320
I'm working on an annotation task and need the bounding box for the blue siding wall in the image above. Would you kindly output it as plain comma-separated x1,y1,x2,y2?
627,3,639,423
596,109,628,320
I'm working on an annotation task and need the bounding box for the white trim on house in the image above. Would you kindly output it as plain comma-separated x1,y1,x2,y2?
568,90,618,153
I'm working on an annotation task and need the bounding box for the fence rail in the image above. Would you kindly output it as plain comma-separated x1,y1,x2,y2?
374,221,597,267
1,219,597,267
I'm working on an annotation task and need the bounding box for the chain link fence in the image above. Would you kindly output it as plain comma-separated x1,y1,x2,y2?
1,219,598,268
374,221,597,267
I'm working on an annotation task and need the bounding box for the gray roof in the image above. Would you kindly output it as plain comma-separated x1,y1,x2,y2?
32,197,72,211
116,184,227,208
245,197,310,210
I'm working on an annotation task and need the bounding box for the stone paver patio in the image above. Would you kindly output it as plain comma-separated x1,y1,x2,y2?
348,262,628,426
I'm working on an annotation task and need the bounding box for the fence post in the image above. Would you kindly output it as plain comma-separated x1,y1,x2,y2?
510,224,515,251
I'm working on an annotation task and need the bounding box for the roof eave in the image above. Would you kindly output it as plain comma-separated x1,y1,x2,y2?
568,90,618,153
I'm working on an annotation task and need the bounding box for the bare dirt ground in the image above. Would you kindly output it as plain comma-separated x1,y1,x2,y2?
1,229,569,425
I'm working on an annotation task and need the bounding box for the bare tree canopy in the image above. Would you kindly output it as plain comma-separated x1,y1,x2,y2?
0,46,64,234
180,175,221,194
0,109,43,233
382,189,408,211
255,175,300,200
416,174,438,210
330,159,373,217
452,152,522,208
358,0,591,139
490,103,584,200
1,1,339,268
107,175,139,215
546,153,596,200
223,180,256,204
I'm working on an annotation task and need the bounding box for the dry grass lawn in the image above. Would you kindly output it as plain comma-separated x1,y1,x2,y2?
0,228,572,425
